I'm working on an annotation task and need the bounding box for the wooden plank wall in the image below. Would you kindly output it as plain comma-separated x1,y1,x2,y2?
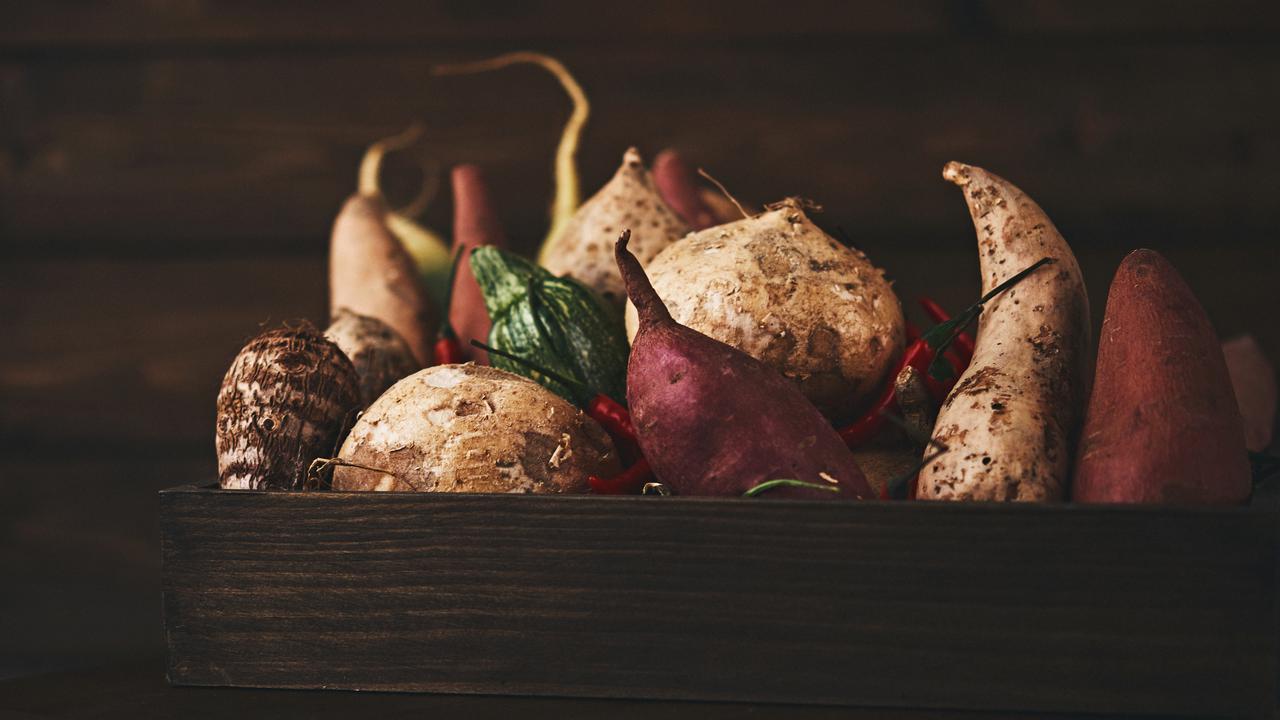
2,0,1278,678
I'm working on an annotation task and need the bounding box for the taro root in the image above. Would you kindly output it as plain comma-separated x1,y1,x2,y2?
324,309,420,406
332,364,620,493
216,324,361,490
541,147,689,307
626,199,905,420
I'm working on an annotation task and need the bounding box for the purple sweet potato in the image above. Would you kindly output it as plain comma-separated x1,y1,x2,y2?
1072,249,1251,505
615,231,871,500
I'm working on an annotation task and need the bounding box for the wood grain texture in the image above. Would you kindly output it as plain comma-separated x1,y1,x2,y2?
161,487,1278,716
0,661,1132,720
2,41,1278,257
5,1,1277,51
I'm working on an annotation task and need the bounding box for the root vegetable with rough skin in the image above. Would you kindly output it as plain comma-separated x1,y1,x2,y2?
449,165,507,362
617,231,871,500
324,309,420,406
217,325,361,491
625,199,905,420
332,364,620,493
917,162,1091,502
1072,250,1250,505
330,193,437,366
542,148,690,307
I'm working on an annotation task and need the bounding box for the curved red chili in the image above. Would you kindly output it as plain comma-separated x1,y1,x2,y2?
589,458,653,495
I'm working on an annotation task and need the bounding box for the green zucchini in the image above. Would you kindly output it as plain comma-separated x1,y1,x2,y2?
470,246,628,405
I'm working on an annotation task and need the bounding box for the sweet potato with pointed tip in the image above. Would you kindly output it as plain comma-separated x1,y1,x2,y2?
616,231,871,500
329,193,436,366
1072,249,1250,505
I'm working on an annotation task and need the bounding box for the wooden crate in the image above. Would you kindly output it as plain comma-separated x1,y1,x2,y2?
161,485,1278,717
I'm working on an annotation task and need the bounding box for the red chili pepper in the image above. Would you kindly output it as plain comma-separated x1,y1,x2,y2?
918,296,975,364
434,247,469,365
434,334,464,365
839,340,932,447
589,458,653,495
587,394,636,443
904,321,922,343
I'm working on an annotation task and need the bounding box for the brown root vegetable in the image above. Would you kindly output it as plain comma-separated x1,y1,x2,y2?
917,162,1091,502
1072,250,1250,505
625,199,905,420
541,148,690,307
216,325,361,491
324,309,420,406
450,164,506,362
330,193,436,366
616,231,871,500
332,364,620,493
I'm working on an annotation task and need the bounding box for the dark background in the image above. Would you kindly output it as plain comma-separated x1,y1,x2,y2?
2,1,1278,679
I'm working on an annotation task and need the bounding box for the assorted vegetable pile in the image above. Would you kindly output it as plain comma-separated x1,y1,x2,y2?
215,54,1275,506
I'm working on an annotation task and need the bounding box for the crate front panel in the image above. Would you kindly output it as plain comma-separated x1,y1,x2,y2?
160,488,1277,715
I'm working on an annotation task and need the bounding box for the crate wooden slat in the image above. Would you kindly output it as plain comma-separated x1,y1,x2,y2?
161,486,1278,716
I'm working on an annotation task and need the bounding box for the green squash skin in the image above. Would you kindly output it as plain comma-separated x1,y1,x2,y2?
470,247,629,406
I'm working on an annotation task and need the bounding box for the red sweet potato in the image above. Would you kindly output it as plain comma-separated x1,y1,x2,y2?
1072,249,1251,504
616,231,871,500
450,165,506,361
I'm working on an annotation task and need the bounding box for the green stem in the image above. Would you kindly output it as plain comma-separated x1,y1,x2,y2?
469,339,591,394
437,246,465,340
743,479,841,498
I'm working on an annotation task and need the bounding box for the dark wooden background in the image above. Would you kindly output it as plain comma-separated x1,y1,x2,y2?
2,0,1278,681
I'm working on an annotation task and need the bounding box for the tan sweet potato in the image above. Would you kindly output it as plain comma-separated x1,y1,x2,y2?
329,193,436,365
1072,250,1250,505
332,364,620,493
917,163,1091,502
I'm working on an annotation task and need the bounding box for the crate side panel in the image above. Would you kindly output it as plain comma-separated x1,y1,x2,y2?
161,491,1277,715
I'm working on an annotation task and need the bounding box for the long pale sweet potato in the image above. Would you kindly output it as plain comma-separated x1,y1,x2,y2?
917,163,1091,502
1072,249,1250,504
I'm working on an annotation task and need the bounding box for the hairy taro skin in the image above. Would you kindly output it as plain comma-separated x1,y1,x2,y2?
333,364,620,493
917,163,1091,503
216,325,362,491
325,309,420,406
626,201,904,420
617,233,870,500
1072,250,1250,505
542,147,690,307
